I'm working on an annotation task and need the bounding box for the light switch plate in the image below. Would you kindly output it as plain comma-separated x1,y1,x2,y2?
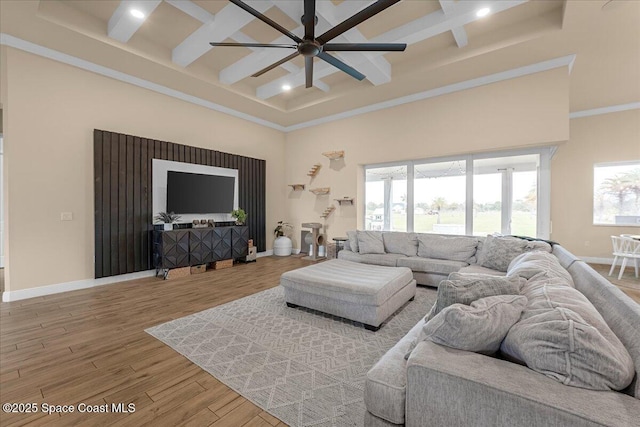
61,212,73,221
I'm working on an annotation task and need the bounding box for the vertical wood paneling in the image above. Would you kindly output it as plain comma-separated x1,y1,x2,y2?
94,131,103,279
126,135,135,272
94,130,266,278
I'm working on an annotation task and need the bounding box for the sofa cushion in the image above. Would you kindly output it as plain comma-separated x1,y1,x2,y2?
458,264,506,276
417,234,478,263
346,230,359,253
383,232,418,257
365,318,426,424
501,276,635,391
424,295,528,354
507,251,574,286
357,230,385,254
427,274,524,321
477,234,552,272
338,250,406,267
397,257,467,275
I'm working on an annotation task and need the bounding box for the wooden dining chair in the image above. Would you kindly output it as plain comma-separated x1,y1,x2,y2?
610,235,640,280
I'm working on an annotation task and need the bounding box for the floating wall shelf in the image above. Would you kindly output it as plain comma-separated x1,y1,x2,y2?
322,150,345,160
307,164,322,177
310,187,331,195
335,197,354,205
321,205,336,219
289,184,305,191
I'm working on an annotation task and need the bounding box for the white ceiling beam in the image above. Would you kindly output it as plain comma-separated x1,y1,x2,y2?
256,0,527,99
171,0,272,67
164,0,214,23
439,0,468,48
108,0,161,43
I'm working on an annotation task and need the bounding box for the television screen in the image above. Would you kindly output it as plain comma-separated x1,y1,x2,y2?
166,171,235,214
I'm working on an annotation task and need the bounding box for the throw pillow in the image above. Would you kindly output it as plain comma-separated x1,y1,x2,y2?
427,273,525,321
501,276,635,391
477,234,552,272
382,232,418,257
357,230,385,254
423,295,528,354
346,230,359,253
507,251,574,287
417,234,478,263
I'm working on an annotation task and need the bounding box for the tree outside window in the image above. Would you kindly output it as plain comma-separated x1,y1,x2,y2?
593,161,640,226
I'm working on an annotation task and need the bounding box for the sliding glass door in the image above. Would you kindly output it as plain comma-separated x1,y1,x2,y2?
364,147,552,238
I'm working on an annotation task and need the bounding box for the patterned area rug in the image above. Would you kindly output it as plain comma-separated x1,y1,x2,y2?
146,285,437,427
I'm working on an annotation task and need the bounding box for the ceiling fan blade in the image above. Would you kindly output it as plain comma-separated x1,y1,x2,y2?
230,0,303,43
316,0,401,44
251,52,300,78
323,43,407,52
209,42,297,49
303,0,316,40
305,56,313,88
317,51,365,81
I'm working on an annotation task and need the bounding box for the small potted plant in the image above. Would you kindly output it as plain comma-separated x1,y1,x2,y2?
155,212,181,231
273,221,293,256
231,208,247,225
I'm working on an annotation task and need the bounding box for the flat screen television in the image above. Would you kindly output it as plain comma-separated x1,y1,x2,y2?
166,171,235,214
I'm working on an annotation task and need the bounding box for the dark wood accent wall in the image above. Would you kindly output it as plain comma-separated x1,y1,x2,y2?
94,129,266,279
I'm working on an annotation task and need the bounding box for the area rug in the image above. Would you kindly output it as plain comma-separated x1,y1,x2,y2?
146,285,437,427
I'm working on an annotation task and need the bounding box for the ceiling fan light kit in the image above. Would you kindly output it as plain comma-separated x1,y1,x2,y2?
209,0,407,90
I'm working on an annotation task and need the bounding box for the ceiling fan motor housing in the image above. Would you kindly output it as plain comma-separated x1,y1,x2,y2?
299,40,322,57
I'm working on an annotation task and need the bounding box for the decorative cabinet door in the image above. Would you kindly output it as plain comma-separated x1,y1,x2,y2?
232,226,249,259
212,227,232,261
155,230,189,268
189,228,215,265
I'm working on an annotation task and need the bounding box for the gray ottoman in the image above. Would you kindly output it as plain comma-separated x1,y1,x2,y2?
280,259,417,331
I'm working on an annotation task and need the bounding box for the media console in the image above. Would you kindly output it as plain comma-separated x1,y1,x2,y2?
152,226,248,277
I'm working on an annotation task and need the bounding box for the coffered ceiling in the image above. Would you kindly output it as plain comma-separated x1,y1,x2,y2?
1,1,639,129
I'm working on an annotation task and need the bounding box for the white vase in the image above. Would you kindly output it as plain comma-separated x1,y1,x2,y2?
163,223,173,231
273,236,293,256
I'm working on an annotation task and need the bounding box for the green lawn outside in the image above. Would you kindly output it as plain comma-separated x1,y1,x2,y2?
381,210,536,237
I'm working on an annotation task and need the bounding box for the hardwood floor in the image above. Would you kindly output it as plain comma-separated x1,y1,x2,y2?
0,256,310,427
1,258,637,427
589,263,640,304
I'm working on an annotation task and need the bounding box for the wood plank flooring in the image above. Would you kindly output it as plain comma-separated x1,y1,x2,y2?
1,258,637,427
0,256,310,427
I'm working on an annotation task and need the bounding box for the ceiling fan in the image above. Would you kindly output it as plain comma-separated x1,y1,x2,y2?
209,0,407,89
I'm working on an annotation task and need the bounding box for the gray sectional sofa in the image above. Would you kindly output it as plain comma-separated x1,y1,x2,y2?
346,231,640,426
338,231,551,286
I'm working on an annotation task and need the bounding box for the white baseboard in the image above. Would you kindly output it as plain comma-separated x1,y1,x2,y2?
257,250,273,258
2,270,157,302
3,251,290,302
579,256,614,265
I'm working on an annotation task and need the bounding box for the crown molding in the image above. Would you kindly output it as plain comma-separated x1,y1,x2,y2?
569,102,640,119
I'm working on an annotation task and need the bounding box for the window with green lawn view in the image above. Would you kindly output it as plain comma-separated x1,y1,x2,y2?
593,161,640,226
364,149,551,238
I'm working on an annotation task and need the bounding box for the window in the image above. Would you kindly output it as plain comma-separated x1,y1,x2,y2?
365,165,407,231
593,161,640,226
364,148,552,238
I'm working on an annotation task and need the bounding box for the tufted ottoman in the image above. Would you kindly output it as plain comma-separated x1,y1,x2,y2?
280,259,416,331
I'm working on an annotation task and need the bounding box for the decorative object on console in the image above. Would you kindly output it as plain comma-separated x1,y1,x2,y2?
154,211,181,231
273,221,293,257
335,197,354,205
288,184,305,191
322,150,344,160
307,164,321,177
302,222,324,261
309,187,330,195
320,205,335,219
231,208,247,225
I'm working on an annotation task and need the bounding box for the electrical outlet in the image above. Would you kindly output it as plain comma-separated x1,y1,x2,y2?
61,212,73,221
